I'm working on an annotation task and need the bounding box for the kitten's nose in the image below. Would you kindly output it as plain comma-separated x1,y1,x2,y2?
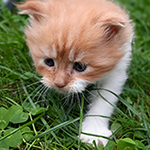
54,71,67,88
54,81,66,88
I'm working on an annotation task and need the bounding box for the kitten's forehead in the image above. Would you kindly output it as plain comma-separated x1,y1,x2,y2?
42,43,86,63
69,47,85,62
41,44,57,58
51,44,57,58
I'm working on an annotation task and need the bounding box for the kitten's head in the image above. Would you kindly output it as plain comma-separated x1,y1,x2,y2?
17,0,133,94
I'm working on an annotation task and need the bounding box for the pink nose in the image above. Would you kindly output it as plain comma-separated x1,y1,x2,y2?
54,82,66,88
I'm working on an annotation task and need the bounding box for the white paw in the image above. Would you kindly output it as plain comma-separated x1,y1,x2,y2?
80,129,112,147
80,117,112,147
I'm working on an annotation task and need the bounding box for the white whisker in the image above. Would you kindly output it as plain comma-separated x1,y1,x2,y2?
35,99,46,104
67,92,74,113
32,84,45,100
25,81,41,88
62,93,70,108
4,81,41,91
36,85,48,102
76,92,81,109
85,89,99,99
60,92,71,102
26,84,43,100
81,91,90,104
43,86,50,96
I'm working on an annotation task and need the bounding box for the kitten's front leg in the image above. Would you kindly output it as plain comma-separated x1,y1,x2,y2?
80,93,113,147
80,68,128,146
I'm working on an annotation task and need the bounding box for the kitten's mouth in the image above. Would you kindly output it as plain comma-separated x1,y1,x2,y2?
54,87,69,94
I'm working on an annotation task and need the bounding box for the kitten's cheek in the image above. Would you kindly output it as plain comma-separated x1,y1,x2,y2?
69,79,89,93
41,77,52,87
36,66,48,76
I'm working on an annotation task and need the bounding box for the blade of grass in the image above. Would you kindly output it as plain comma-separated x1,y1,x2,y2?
20,79,36,109
78,92,85,149
95,88,142,120
0,65,26,79
81,132,113,141
3,96,20,106
140,103,150,144
92,89,130,120
30,117,80,141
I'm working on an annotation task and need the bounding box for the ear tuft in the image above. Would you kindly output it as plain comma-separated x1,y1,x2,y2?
102,21,125,41
16,0,46,22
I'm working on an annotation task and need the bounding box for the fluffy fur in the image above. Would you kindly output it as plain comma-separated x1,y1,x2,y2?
17,0,133,146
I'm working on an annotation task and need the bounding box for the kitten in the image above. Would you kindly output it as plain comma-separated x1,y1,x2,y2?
17,0,133,146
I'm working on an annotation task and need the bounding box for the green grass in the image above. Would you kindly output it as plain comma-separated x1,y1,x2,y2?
0,0,150,149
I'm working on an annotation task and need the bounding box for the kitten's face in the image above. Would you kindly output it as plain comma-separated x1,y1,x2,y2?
17,0,132,94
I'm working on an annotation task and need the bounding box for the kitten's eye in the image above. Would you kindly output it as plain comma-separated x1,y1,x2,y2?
44,58,54,67
74,62,87,72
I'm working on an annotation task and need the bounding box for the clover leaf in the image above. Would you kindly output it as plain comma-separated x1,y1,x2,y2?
0,132,9,150
117,138,137,150
22,127,34,141
8,105,29,124
4,128,22,148
0,107,10,130
22,102,48,115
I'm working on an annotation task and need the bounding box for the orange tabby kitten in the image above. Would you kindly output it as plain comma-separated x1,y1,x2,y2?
17,0,133,146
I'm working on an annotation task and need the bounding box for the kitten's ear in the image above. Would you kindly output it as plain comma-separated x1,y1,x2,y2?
16,0,47,22
102,20,125,41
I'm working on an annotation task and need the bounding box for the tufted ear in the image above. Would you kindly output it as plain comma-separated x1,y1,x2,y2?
16,0,47,22
102,20,125,41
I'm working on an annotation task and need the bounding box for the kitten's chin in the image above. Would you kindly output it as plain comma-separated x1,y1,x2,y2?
54,86,83,94
54,87,69,94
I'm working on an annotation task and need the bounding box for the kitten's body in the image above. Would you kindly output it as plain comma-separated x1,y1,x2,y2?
17,0,133,146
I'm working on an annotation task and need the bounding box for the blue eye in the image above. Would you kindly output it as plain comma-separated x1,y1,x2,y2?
74,62,87,72
44,58,54,67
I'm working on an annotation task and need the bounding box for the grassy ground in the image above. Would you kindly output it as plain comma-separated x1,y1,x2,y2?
0,0,150,149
